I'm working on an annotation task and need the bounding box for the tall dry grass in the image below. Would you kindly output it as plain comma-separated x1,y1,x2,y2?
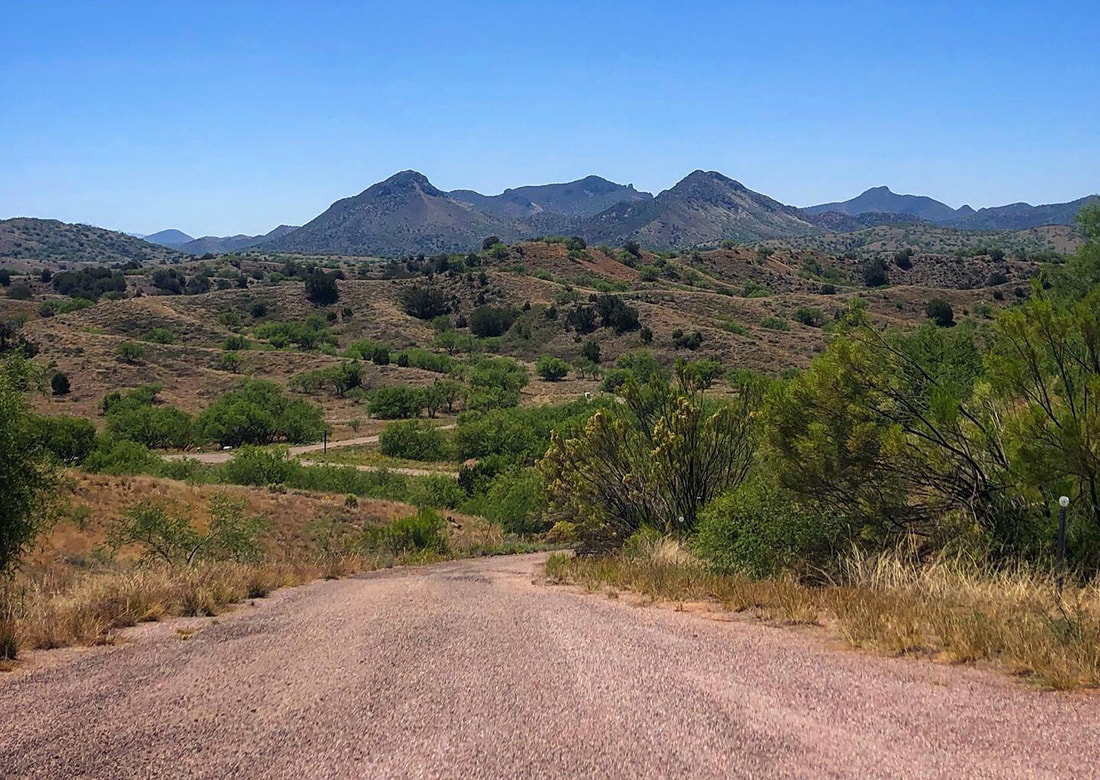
545,544,1100,690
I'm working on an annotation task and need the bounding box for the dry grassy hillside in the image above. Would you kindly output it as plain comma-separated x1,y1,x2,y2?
0,235,1054,442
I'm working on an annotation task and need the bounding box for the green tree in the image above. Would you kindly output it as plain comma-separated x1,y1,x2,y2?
540,369,761,548
536,356,570,381
987,286,1100,532
305,270,340,306
0,357,56,573
926,298,955,327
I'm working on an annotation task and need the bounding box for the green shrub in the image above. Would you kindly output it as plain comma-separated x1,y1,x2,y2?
398,348,456,374
197,380,326,446
254,319,334,350
480,468,548,534
405,476,465,510
379,420,449,460
760,316,789,331
50,371,71,396
469,306,517,338
108,493,267,565
30,414,96,464
677,358,723,389
145,327,175,344
926,298,955,327
536,355,570,381
719,319,751,337
695,480,839,577
368,385,425,419
116,341,145,364
361,508,448,555
794,307,824,328
104,385,194,449
83,435,162,476
222,446,301,486
463,356,528,410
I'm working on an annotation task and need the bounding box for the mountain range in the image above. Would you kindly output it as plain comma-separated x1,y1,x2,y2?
138,174,1099,257
806,185,1098,231
144,225,300,255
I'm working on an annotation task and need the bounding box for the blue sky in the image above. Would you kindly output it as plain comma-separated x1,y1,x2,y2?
1,1,1097,236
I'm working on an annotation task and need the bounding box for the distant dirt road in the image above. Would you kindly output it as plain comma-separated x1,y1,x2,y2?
3,553,1097,779
164,424,457,466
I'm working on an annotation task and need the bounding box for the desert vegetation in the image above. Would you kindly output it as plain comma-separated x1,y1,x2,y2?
0,195,1096,689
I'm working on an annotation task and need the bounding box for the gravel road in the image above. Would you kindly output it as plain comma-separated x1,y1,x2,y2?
3,553,1097,779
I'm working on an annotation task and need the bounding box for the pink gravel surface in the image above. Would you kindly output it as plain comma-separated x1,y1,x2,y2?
2,552,1097,779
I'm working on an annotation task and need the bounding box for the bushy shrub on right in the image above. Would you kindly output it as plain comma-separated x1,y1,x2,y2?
694,480,841,578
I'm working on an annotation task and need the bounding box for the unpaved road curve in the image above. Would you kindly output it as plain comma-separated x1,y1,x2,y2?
3,553,1097,779
164,424,457,467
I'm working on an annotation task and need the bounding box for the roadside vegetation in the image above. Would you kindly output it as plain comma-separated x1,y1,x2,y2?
541,207,1100,688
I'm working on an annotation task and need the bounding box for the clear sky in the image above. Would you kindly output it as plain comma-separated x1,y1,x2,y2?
2,1,1097,236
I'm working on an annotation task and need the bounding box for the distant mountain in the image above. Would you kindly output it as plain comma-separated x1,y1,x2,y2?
805,186,958,223
178,224,299,255
0,218,185,265
582,170,817,248
947,195,1099,230
807,186,1097,231
262,171,524,256
450,176,652,219
143,229,194,248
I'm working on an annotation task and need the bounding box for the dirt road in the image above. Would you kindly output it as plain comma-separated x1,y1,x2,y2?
3,553,1097,779
164,424,457,467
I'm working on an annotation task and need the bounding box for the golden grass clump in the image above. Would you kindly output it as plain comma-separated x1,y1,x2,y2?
547,546,1100,689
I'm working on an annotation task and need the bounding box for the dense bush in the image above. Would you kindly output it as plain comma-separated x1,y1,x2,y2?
468,306,517,338
695,480,839,577
463,356,528,410
304,270,340,305
30,414,96,464
103,384,194,449
863,258,889,287
197,380,326,447
565,305,598,335
50,371,71,395
477,467,548,534
290,362,363,397
794,307,824,328
368,385,425,419
541,371,762,548
361,508,449,555
52,266,126,300
453,398,601,465
536,355,569,381
594,294,641,333
401,283,450,320
379,420,449,460
926,298,955,327
254,318,334,350
116,341,145,364
82,434,163,476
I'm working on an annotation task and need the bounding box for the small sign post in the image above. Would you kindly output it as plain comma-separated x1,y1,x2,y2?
1057,496,1070,596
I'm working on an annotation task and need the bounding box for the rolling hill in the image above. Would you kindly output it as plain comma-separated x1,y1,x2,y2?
177,224,299,255
0,218,185,266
